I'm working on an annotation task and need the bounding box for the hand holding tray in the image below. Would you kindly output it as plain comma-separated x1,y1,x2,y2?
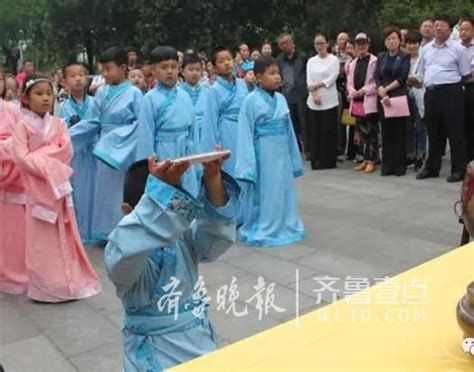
172,150,231,165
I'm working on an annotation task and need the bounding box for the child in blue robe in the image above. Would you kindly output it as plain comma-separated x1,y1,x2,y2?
235,56,305,247
135,46,201,197
241,60,256,93
58,61,96,243
200,47,249,177
179,53,210,147
69,47,143,242
105,151,239,371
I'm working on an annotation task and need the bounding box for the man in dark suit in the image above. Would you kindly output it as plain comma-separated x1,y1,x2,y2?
277,33,308,155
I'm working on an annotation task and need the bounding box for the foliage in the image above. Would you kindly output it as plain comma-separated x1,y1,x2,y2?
2,0,473,72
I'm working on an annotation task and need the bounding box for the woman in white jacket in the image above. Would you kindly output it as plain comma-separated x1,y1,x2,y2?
306,33,340,170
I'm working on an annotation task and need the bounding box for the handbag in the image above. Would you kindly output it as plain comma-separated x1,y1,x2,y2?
341,109,356,126
351,100,366,118
382,95,410,118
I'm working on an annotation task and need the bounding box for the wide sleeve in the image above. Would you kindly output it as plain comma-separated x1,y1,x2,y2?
195,88,210,147
189,101,201,154
234,97,257,183
0,135,21,191
11,119,73,223
183,171,240,263
93,89,144,171
189,104,204,181
200,87,220,153
11,119,73,201
322,57,340,88
134,93,157,162
284,99,304,178
105,175,203,290
69,97,101,152
0,108,22,193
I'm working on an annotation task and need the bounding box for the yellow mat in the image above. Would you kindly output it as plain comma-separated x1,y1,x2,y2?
173,243,474,371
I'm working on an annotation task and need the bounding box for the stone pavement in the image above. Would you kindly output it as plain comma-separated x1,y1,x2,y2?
0,159,464,371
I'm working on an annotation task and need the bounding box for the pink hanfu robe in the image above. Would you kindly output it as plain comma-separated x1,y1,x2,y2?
0,100,27,294
11,109,101,302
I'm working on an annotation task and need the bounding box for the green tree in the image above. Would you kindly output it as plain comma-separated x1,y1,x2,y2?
133,0,305,53
2,0,474,72
378,0,474,29
0,0,50,72
45,0,139,70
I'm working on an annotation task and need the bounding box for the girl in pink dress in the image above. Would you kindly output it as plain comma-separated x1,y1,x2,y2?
0,68,28,294
11,74,101,302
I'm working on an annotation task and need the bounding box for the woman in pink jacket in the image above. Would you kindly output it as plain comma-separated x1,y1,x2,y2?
346,33,379,173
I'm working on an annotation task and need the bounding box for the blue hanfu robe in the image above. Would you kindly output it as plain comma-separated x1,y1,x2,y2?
200,76,248,177
105,173,240,371
69,81,143,241
58,95,95,243
179,82,210,147
235,86,305,247
136,82,201,197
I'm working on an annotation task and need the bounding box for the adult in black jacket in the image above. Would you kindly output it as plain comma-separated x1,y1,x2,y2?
277,33,308,154
375,26,411,176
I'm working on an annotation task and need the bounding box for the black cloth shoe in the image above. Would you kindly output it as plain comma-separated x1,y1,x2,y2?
446,172,465,183
311,162,322,170
395,169,406,177
414,157,424,171
416,169,439,180
381,169,394,176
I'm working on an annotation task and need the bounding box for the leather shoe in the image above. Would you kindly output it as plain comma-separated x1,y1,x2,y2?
416,169,439,180
447,172,465,183
394,168,406,177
